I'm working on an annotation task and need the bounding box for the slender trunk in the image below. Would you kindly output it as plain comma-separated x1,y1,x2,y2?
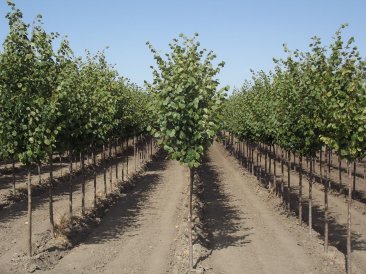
121,140,125,182
103,144,107,196
339,156,342,192
348,160,351,179
150,138,153,159
27,168,32,257
240,141,244,166
59,153,63,177
69,152,73,218
138,145,141,169
12,158,15,193
246,141,249,168
268,145,272,176
256,145,259,178
49,154,54,236
352,162,356,196
309,157,313,235
126,138,129,176
109,142,113,191
115,140,118,181
265,145,268,182
347,162,353,274
273,146,277,194
299,156,303,225
189,167,194,270
38,164,42,185
281,149,284,198
320,148,323,183
324,147,329,252
134,136,137,172
93,148,97,207
81,153,85,215
328,149,331,189
287,151,291,210
251,143,254,174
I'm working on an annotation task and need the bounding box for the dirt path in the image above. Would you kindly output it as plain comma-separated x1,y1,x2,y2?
280,155,366,273
0,143,151,273
199,143,344,274
48,159,187,274
0,142,349,273
248,142,366,273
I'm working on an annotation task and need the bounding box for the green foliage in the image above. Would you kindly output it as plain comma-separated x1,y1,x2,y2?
0,2,59,164
222,26,366,161
0,1,151,165
147,34,228,168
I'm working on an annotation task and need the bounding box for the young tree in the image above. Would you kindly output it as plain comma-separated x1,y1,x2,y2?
0,1,59,256
147,33,228,270
320,26,366,273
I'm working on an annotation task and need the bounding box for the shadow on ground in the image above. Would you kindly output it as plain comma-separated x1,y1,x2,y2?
225,142,366,257
196,154,251,265
79,151,167,245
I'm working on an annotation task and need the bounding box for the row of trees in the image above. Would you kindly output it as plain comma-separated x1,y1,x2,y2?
0,1,151,256
147,33,228,270
222,25,366,274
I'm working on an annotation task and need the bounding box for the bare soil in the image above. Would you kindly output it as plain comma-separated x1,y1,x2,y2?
0,142,352,273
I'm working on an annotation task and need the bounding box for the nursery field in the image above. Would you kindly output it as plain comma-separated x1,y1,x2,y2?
1,1,366,274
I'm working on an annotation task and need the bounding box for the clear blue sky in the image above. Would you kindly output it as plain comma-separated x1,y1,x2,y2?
0,0,365,91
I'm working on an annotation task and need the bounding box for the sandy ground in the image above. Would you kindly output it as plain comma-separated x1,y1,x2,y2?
197,143,344,274
0,142,354,273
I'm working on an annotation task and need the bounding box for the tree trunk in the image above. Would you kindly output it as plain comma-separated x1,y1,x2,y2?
265,145,268,182
121,140,125,182
251,143,254,174
12,158,15,194
134,136,137,172
103,144,107,196
27,168,32,257
347,161,353,274
69,152,73,218
348,160,351,179
109,142,113,191
189,167,194,270
339,156,342,192
273,145,277,194
328,149,331,189
126,138,129,176
38,164,42,185
287,151,291,210
81,152,85,215
309,157,313,235
268,145,272,177
299,156,303,225
246,141,249,168
49,154,54,236
150,138,153,159
256,145,259,178
320,148,323,183
93,148,97,207
281,149,284,198
115,140,118,181
324,147,329,252
352,162,356,196
59,153,63,176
